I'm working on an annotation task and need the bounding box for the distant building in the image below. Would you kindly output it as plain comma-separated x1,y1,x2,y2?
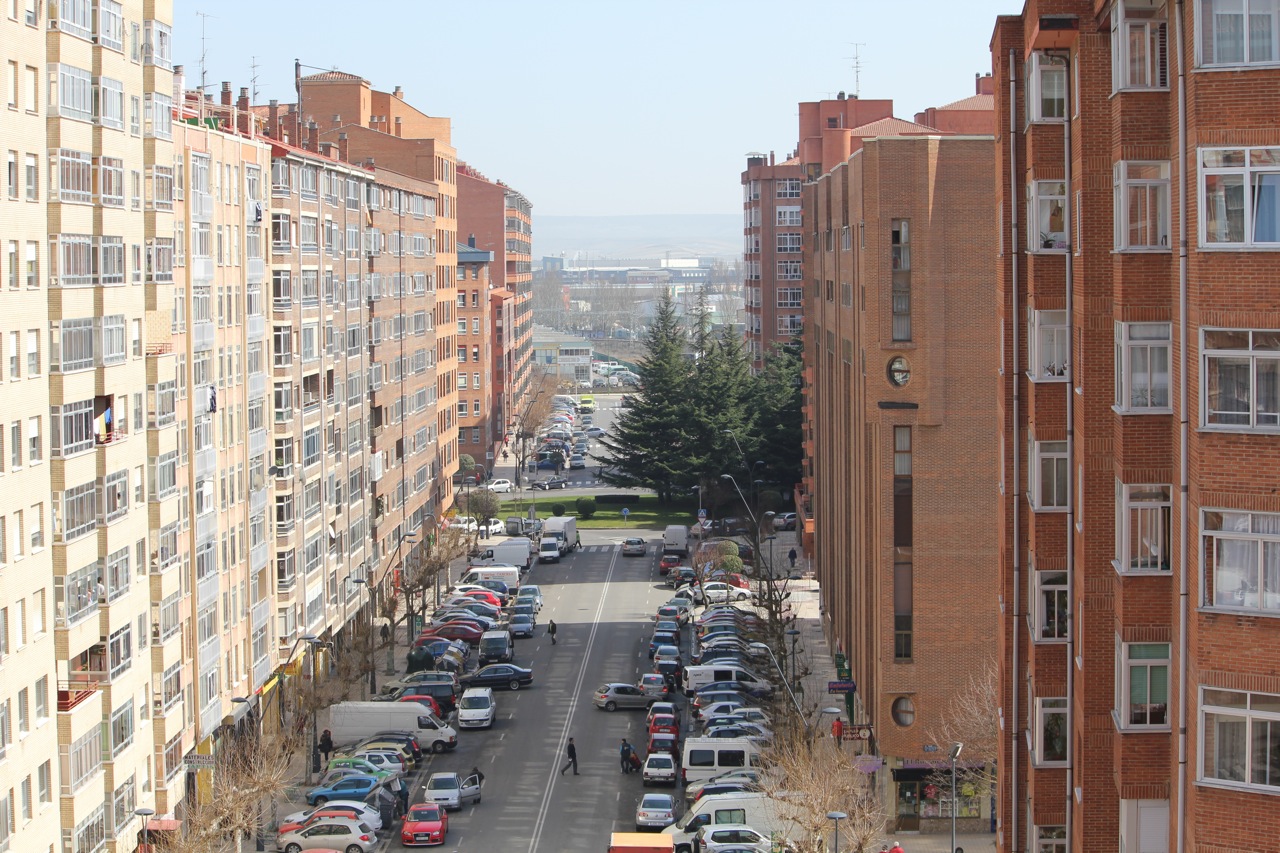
531,326,594,386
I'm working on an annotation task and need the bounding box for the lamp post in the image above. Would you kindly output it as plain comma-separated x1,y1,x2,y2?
231,697,266,850
749,642,840,743
949,742,964,853
826,810,847,853
301,634,321,782
135,807,155,852
719,474,759,528
379,532,417,676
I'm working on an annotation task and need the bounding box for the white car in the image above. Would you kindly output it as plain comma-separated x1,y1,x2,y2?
480,518,505,536
444,516,478,533
701,582,750,605
348,749,406,775
485,479,514,493
585,426,606,438
423,771,482,811
695,824,772,853
456,687,496,729
281,801,383,833
642,753,678,786
621,537,647,556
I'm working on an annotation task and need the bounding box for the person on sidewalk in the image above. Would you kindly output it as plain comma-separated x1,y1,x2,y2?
619,739,634,774
888,840,905,853
788,547,798,569
318,730,334,764
560,738,578,775
548,620,558,645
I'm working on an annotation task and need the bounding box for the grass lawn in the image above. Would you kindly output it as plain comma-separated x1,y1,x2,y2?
499,492,698,529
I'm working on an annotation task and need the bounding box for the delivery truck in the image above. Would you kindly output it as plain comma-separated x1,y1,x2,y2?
459,565,521,590
317,701,458,753
474,537,534,572
544,516,578,555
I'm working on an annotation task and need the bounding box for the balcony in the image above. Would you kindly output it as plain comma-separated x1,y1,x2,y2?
253,654,272,689
196,571,219,610
58,676,102,712
252,597,271,630
191,257,214,283
192,321,215,352
276,569,296,595
197,636,220,674
248,370,266,400
250,486,267,515
248,428,267,459
195,509,217,545
246,257,265,284
250,542,269,573
247,314,265,342
190,191,214,223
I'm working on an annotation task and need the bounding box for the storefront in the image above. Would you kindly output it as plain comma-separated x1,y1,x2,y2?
891,762,990,834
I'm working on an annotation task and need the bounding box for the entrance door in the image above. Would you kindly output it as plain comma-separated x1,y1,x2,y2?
896,780,921,832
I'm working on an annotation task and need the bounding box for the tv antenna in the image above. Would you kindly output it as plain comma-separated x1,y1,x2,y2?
850,43,866,97
249,55,260,103
195,10,216,96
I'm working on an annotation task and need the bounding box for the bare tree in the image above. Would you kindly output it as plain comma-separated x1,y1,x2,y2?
762,734,888,853
511,372,558,487
399,525,472,629
925,657,999,801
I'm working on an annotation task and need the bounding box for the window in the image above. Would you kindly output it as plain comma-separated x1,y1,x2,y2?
1200,687,1280,791
1202,508,1280,613
100,314,126,365
1029,439,1068,510
95,76,124,129
777,260,802,280
1200,146,1280,246
1030,181,1068,250
1029,309,1069,380
58,481,97,541
891,219,911,341
776,233,802,253
51,400,94,456
65,728,102,793
1035,826,1067,853
1113,1,1169,89
776,178,801,198
50,63,93,122
1202,328,1280,428
143,19,172,68
1115,322,1171,410
776,288,803,308
97,0,125,51
1027,52,1067,121
53,148,92,203
776,206,802,226
1114,162,1171,249
1198,0,1280,66
1035,570,1069,640
1034,697,1069,765
777,315,803,336
1116,483,1171,572
1116,641,1169,728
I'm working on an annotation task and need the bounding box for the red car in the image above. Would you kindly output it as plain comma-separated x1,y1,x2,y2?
461,589,503,608
647,732,679,757
648,713,679,737
401,802,449,846
658,555,680,575
393,694,442,716
418,622,484,645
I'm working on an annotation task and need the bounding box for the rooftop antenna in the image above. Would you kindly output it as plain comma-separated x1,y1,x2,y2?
196,11,215,98
249,55,260,103
850,43,866,97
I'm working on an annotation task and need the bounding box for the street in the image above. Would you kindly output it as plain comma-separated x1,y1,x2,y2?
387,536,672,852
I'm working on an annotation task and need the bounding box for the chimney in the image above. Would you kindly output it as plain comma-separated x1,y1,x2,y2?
394,116,402,138
268,99,279,139
307,120,318,152
332,113,341,128
976,71,994,96
319,142,332,157
769,151,775,166
236,87,250,135
838,91,846,100
221,81,232,106
337,132,349,163
468,234,476,248
393,85,404,100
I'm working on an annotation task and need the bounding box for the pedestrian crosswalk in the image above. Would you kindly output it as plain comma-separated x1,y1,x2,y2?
579,544,616,553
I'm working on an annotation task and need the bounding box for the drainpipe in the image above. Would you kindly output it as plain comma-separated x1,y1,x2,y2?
1007,47,1022,853
1174,2,1190,852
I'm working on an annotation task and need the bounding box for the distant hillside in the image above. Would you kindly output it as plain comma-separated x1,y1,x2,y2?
533,214,741,262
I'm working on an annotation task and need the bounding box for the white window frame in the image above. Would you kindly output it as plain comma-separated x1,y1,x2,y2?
1114,322,1171,412
1202,327,1280,430
1201,507,1280,614
1114,162,1171,250
1027,52,1067,122
777,260,803,281
1118,799,1170,853
1112,0,1169,91
1033,697,1069,766
1029,181,1068,252
776,178,801,198
1199,146,1280,247
776,233,802,253
1199,686,1280,792
1197,0,1280,68
1034,570,1069,642
1028,308,1069,381
1115,639,1170,730
1028,438,1069,510
776,206,801,227
1115,482,1172,573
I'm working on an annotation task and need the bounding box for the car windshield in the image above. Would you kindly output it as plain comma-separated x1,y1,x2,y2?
460,696,490,709
408,804,442,820
426,776,457,790
648,756,674,767
641,795,672,808
657,646,678,656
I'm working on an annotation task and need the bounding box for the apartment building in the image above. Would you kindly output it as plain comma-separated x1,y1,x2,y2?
457,164,534,433
741,153,806,367
0,3,59,852
992,3,1280,852
456,242,499,467
804,89,998,835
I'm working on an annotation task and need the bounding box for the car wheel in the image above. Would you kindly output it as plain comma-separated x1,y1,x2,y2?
432,740,447,754
509,679,521,691
346,846,364,853
286,845,303,853
312,796,328,806
605,700,617,711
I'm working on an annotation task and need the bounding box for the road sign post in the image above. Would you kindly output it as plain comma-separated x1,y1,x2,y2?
621,507,630,526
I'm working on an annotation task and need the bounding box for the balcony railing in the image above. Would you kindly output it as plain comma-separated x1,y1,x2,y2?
58,677,101,712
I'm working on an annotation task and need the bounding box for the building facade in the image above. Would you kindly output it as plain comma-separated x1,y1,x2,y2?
993,3,1280,852
741,153,805,367
456,243,499,468
805,96,998,834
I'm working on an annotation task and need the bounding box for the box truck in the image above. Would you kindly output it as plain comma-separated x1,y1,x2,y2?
663,525,689,557
543,516,578,555
608,833,674,853
661,792,796,853
475,537,534,572
459,565,521,590
317,701,458,753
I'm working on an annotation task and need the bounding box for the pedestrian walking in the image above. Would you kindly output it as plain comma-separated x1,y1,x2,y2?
788,547,798,569
548,620,558,645
888,840,905,853
560,738,579,775
620,739,634,774
380,623,390,644
318,729,334,764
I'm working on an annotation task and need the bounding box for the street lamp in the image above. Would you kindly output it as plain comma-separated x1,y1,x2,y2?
231,697,266,850
135,807,155,852
719,474,759,528
826,810,847,853
949,742,964,853
751,644,839,742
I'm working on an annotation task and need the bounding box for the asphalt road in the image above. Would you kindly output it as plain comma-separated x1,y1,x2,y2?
512,393,632,492
387,535,675,852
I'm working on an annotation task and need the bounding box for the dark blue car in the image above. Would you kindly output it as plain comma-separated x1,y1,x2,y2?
649,631,680,658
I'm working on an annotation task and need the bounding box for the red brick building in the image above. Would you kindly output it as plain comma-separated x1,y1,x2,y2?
741,153,806,367
804,88,998,834
992,3,1280,852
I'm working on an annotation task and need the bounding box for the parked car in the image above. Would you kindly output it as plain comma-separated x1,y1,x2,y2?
649,631,680,658
635,792,678,831
530,476,570,490
456,687,496,729
659,555,681,574
514,585,544,610
639,673,672,701
648,713,680,737
641,752,678,787
305,774,382,806
594,682,650,711
422,771,482,811
666,568,696,588
484,479,514,493
419,622,484,645
653,646,682,676
276,817,377,853
585,426,606,437
382,671,458,696
324,757,394,780
647,732,680,758
400,802,448,847
655,604,689,626
622,537,647,556
771,512,798,531
279,802,384,834
461,664,534,691
695,824,773,853
509,614,536,638
648,702,679,724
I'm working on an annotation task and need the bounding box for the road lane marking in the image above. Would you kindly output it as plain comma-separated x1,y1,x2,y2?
527,545,622,853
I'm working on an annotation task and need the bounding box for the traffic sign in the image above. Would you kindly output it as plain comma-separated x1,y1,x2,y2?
697,508,707,520
828,680,858,694
621,508,630,518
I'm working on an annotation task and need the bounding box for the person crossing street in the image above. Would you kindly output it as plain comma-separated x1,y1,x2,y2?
620,739,635,774
548,619,558,644
560,737,578,775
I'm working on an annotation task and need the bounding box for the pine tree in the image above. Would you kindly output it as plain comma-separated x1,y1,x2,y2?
749,341,804,491
685,325,758,499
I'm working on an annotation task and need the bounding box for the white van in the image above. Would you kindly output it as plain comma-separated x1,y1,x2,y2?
681,664,770,696
663,524,689,557
678,737,762,785
317,701,458,754
661,791,779,853
538,537,561,563
460,566,521,590
456,687,496,729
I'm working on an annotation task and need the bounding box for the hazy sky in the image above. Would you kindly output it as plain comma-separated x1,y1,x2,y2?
174,0,1017,217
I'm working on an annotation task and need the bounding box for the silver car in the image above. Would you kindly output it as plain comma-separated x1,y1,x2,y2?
622,537,647,556
593,682,650,711
275,817,377,853
635,792,677,831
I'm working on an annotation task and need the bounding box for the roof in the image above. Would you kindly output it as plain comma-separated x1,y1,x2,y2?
937,93,995,111
302,70,367,83
848,116,940,137
458,245,493,264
